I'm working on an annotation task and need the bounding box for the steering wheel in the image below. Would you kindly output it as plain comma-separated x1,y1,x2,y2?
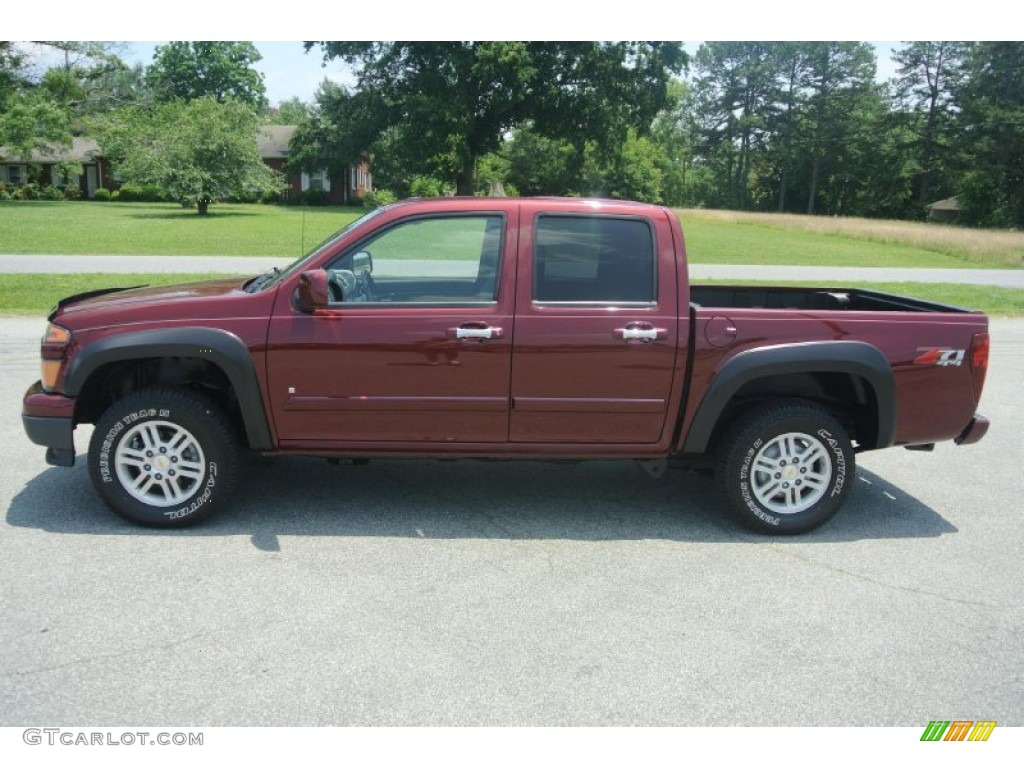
328,269,357,303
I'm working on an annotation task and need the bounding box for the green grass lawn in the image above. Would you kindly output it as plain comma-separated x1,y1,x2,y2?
0,201,363,257
1,200,1021,270
0,273,236,315
0,273,1020,316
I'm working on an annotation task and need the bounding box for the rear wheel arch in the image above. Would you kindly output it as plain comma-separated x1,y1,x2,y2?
682,341,895,455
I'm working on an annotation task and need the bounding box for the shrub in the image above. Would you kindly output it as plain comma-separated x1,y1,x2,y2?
41,185,65,201
63,185,83,201
110,190,120,201
409,176,446,198
117,183,169,202
15,183,41,200
363,189,397,208
93,188,112,202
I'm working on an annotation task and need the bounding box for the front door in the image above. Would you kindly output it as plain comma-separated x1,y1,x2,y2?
85,166,98,198
267,209,517,445
509,212,681,444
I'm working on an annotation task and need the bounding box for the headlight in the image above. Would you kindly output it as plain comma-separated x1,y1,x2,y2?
42,323,72,346
41,323,72,391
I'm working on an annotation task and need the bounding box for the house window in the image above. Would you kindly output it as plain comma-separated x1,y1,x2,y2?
351,167,358,191
4,165,26,185
309,169,330,192
301,169,331,193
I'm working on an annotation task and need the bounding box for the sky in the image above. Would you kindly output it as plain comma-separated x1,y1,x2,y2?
11,0,1007,107
21,41,904,109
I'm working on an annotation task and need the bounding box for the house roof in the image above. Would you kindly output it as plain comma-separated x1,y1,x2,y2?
2,127,300,164
0,137,103,164
256,125,297,159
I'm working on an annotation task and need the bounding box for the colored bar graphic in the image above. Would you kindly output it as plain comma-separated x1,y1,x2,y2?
921,721,950,741
968,721,997,742
945,721,973,741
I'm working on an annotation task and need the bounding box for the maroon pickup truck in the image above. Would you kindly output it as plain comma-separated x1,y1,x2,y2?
22,197,990,533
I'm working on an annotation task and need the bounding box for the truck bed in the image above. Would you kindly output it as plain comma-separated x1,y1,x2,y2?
690,285,980,314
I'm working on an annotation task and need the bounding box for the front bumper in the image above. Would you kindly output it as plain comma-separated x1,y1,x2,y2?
22,381,77,466
954,414,990,446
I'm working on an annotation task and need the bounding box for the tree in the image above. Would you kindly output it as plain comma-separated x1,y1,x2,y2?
690,42,776,209
265,96,311,125
146,42,266,108
953,42,1024,227
0,42,73,160
98,98,283,214
650,79,697,206
892,41,970,209
304,41,686,195
798,42,877,214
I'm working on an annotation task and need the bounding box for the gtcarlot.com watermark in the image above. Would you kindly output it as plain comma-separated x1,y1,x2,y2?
23,728,203,747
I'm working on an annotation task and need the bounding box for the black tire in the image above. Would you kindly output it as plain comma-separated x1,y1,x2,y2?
717,400,855,534
88,388,241,528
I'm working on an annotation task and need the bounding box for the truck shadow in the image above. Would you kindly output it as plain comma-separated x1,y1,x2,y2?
7,456,956,547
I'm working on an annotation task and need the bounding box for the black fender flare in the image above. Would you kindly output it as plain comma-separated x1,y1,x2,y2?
63,327,273,450
682,340,895,453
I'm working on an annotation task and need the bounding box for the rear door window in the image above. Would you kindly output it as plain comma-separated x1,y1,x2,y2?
533,216,656,303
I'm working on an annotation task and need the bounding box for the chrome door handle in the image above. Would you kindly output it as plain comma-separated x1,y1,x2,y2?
447,325,503,340
614,325,667,343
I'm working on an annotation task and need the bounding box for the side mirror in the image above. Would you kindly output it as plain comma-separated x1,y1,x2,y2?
296,269,330,312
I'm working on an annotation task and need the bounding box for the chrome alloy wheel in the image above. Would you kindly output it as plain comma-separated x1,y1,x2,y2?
114,420,206,507
750,431,833,515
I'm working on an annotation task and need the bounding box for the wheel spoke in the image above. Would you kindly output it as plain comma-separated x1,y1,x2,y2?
177,460,204,478
783,435,798,461
754,455,780,472
802,444,826,466
785,486,799,510
135,476,156,495
119,451,146,467
140,424,160,451
167,430,191,454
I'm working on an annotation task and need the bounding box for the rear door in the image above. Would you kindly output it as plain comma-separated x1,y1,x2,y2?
509,208,681,444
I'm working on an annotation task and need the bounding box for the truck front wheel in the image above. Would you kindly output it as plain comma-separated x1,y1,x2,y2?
87,388,241,527
718,401,855,534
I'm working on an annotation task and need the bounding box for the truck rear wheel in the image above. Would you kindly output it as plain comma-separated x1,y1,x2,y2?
718,401,854,534
88,388,241,527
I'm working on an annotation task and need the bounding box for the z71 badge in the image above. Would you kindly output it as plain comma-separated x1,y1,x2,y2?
914,347,966,367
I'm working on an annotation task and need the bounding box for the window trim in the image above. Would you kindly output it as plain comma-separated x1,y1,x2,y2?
531,212,659,307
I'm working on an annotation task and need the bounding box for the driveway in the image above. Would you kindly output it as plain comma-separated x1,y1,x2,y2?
1,317,1021,725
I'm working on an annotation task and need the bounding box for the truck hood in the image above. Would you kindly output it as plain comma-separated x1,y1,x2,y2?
50,277,255,327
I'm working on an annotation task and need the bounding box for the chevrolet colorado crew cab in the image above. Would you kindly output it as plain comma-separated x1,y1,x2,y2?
22,197,991,533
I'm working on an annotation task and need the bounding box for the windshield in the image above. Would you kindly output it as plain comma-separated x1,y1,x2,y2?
250,205,391,292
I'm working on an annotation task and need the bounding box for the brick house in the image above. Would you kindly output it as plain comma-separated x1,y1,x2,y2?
0,138,116,198
257,125,372,205
2,126,372,204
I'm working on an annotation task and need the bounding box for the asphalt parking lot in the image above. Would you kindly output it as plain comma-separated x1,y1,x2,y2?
1,316,1021,726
